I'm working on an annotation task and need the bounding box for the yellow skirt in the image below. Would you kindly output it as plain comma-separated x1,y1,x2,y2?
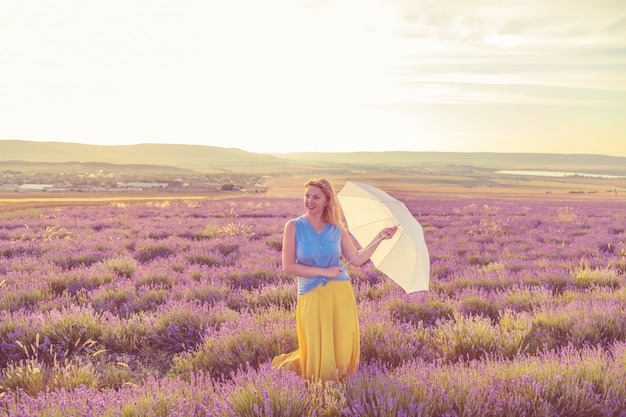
272,280,360,382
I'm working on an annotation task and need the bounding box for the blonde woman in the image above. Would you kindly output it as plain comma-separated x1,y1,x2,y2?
272,179,397,382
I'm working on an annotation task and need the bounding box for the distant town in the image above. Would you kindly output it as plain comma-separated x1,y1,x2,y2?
0,166,268,194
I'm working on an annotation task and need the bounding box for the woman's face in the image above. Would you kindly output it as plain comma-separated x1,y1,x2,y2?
304,185,328,216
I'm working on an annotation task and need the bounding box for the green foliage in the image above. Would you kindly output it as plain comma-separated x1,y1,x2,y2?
226,268,273,290
217,222,255,238
224,370,315,417
40,309,107,354
1,359,47,397
107,314,150,354
501,286,552,313
170,309,295,380
386,298,454,327
430,313,523,362
104,256,138,279
100,361,135,390
48,269,114,296
467,254,493,266
609,257,626,274
215,241,240,257
0,286,51,311
498,311,534,358
120,393,171,417
244,285,297,311
143,305,210,353
345,370,430,417
134,289,167,312
135,244,176,263
0,335,105,397
545,271,574,295
359,308,426,367
134,273,173,290
458,294,500,322
527,310,574,353
574,267,621,289
186,253,222,267
170,262,186,273
52,253,104,270
435,272,515,295
197,223,219,239
264,238,282,251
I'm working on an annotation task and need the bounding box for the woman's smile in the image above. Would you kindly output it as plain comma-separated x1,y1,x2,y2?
304,185,327,215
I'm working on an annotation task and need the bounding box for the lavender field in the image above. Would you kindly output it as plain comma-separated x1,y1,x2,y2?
1,194,626,416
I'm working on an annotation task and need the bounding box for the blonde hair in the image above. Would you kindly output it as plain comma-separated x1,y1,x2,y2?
304,179,344,227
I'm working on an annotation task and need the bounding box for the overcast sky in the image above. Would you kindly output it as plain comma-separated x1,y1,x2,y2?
1,0,625,156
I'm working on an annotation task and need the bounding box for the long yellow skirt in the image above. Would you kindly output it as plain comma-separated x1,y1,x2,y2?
272,280,360,382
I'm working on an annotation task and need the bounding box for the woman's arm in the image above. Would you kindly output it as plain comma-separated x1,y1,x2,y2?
281,220,343,279
342,226,398,267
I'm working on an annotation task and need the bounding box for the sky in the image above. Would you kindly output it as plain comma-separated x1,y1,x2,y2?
1,0,625,156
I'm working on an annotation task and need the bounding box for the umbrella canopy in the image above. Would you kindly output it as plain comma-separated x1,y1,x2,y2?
338,181,430,293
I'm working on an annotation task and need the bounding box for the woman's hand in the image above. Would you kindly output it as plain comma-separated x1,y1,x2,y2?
324,266,343,279
378,226,398,240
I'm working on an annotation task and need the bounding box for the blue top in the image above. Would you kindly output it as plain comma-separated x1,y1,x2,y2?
294,215,350,295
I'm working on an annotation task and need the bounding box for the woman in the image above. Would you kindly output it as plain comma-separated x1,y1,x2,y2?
272,179,397,382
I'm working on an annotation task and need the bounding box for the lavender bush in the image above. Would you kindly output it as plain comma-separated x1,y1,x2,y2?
1,195,626,416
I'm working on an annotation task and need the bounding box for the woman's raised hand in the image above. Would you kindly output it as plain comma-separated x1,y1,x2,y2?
379,226,398,240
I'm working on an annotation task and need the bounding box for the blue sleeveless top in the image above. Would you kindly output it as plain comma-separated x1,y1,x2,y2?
294,215,350,295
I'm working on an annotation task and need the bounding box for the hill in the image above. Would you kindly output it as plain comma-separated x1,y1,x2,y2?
2,140,626,175
275,151,626,175
0,140,288,170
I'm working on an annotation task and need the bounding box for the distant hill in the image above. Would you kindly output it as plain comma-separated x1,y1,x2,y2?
0,160,193,174
2,140,626,175
276,151,626,174
0,140,288,170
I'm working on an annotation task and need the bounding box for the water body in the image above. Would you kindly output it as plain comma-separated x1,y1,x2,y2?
496,170,626,179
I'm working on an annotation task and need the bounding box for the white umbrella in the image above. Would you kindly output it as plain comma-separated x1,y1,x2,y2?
338,181,430,293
